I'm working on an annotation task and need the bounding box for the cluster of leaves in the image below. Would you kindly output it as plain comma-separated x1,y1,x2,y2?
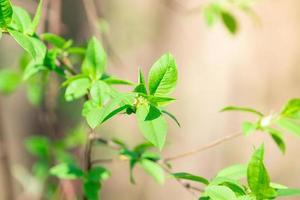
24,126,86,197
174,145,300,200
111,139,165,184
1,0,179,198
202,0,258,34
50,164,110,200
1,0,300,200
221,98,300,153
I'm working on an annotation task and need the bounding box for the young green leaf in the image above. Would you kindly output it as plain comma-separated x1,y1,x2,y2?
25,136,50,158
103,76,134,85
215,179,246,196
86,167,110,182
50,163,84,179
145,104,161,121
82,37,107,80
8,30,46,64
247,145,277,199
276,117,300,136
65,77,91,101
30,0,43,34
0,69,21,94
134,68,147,94
221,106,263,117
203,4,220,26
242,121,257,136
0,0,13,29
9,6,31,33
221,11,238,34
139,159,165,184
205,185,237,200
280,98,300,118
83,93,134,129
148,53,178,97
265,128,286,153
136,104,168,150
83,180,101,200
90,80,111,105
148,95,175,106
277,188,300,197
41,33,67,49
172,172,209,185
216,164,247,180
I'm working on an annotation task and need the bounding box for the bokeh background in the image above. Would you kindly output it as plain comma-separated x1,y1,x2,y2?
1,0,300,199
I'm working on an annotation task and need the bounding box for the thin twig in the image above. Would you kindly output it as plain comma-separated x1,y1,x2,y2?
164,132,243,162
159,163,201,197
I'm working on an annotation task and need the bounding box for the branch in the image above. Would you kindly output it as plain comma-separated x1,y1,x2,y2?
0,101,14,200
164,131,243,162
90,136,204,197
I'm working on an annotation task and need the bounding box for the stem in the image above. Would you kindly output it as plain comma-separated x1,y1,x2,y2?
0,101,14,199
164,132,242,162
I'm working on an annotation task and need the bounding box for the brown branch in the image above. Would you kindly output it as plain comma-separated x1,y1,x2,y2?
0,100,14,200
89,136,203,197
160,163,202,197
164,132,243,162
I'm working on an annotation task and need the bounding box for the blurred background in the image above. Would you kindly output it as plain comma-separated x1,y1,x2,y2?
1,0,300,199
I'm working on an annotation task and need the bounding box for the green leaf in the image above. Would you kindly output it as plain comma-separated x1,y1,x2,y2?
205,185,237,200
161,110,181,127
82,37,107,80
280,98,300,118
210,177,246,196
83,181,101,200
276,117,300,136
216,164,247,180
9,6,31,33
0,69,21,94
90,80,111,105
8,29,46,64
221,11,238,34
172,172,209,185
265,128,286,153
203,4,220,26
247,145,276,199
221,106,263,117
63,125,86,148
30,0,43,34
242,121,257,136
136,104,168,150
0,0,13,29
103,76,134,85
148,53,178,96
145,104,161,121
237,195,255,200
50,163,84,179
101,105,128,123
86,167,110,182
41,33,67,49
139,159,164,184
65,77,91,101
22,60,47,81
83,94,134,129
25,136,50,158
148,95,175,106
134,68,147,94
277,188,300,197
26,72,46,106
